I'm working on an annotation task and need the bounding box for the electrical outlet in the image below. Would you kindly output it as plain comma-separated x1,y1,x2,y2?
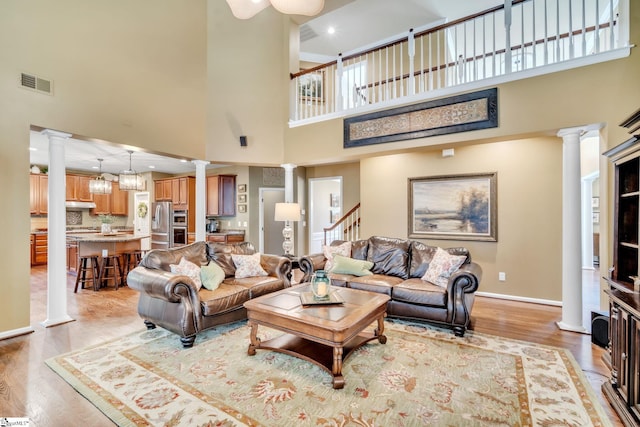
498,272,506,281
242,221,247,227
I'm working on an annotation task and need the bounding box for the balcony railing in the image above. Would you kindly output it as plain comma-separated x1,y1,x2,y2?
290,0,626,126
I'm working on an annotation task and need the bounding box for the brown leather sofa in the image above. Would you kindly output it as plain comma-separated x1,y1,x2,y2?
299,236,482,337
127,241,292,348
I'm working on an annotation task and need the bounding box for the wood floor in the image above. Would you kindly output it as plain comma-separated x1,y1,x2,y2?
0,265,623,426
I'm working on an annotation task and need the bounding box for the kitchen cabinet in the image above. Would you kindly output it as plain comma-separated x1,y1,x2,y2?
92,182,128,216
66,174,93,202
32,233,47,265
206,232,244,244
155,179,173,201
30,174,48,215
66,238,78,273
206,174,236,216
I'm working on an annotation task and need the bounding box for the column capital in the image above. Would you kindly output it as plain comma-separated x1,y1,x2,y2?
557,123,604,139
281,163,297,171
41,129,72,140
191,159,210,168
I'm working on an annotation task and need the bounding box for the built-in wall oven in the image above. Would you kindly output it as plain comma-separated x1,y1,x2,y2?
172,210,188,246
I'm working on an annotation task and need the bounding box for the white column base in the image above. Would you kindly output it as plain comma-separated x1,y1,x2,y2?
40,315,75,328
556,321,588,334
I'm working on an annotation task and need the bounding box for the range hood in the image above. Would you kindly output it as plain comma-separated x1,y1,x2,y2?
65,201,97,209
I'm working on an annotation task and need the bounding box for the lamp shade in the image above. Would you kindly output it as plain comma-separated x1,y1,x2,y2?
274,202,301,222
270,0,324,16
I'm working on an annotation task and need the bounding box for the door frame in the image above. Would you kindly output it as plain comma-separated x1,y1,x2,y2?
258,187,284,253
308,176,342,254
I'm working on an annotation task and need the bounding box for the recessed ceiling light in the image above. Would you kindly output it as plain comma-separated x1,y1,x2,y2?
92,166,99,169
148,165,156,169
327,26,335,35
251,0,261,3
29,147,37,151
180,159,188,163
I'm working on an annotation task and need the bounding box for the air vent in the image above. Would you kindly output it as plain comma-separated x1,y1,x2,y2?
300,24,319,42
20,72,53,95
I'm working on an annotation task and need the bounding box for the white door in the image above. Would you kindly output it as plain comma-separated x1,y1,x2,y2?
134,192,151,250
259,188,285,254
308,177,342,254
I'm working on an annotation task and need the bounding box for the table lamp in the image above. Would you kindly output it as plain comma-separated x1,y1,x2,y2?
274,202,300,256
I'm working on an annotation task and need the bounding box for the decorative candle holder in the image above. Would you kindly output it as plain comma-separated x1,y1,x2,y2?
311,270,330,301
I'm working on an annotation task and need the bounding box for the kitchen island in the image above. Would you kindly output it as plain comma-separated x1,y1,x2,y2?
66,233,148,258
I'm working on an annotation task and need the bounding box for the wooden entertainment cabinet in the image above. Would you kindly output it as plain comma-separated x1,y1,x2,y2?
603,108,640,426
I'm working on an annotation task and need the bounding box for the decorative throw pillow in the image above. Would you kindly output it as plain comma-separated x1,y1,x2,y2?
200,262,225,291
323,241,352,271
421,247,466,287
329,254,374,277
169,257,203,290
231,252,268,279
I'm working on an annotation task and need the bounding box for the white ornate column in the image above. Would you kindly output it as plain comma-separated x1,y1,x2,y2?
281,163,297,254
557,127,587,333
192,160,209,242
41,129,74,328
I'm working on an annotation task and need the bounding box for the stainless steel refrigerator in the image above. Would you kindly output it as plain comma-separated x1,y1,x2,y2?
151,201,173,249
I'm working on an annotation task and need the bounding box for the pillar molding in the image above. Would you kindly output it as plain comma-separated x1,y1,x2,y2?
40,129,74,328
556,126,593,333
192,160,210,242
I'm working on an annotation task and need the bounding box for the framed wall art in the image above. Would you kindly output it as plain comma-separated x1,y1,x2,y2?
408,172,497,241
238,204,247,213
238,194,247,203
238,184,247,193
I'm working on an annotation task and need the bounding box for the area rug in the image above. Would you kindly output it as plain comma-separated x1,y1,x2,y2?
45,319,612,426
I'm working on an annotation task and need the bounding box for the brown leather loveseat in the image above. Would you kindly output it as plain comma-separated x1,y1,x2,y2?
299,236,482,337
127,241,292,348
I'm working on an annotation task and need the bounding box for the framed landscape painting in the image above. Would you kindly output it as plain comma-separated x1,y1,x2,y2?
408,172,497,241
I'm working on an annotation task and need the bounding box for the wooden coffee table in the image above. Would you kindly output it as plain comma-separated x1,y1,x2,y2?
243,284,390,389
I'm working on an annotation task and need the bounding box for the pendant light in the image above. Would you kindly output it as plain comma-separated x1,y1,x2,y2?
118,150,145,191
89,158,112,194
225,0,324,20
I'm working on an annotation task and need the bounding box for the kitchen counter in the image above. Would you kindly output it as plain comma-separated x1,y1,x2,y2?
67,233,146,243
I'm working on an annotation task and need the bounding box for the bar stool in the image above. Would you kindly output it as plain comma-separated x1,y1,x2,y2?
99,254,123,290
121,250,144,287
74,255,100,292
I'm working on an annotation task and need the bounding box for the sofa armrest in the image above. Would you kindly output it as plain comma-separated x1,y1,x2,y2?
445,261,482,328
260,254,293,287
127,266,202,303
299,253,327,283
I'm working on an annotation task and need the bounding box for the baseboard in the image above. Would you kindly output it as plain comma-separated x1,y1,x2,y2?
476,291,562,307
0,325,35,341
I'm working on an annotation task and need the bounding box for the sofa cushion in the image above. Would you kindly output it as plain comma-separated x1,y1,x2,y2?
141,241,208,272
323,241,352,271
169,257,203,290
421,247,467,287
232,253,268,279
230,276,285,299
347,274,403,296
207,242,256,278
199,283,251,316
366,236,411,279
409,241,438,278
329,254,373,276
350,239,369,260
200,262,225,291
392,278,447,307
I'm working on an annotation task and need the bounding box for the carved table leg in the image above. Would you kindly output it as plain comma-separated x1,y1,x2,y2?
247,321,260,356
332,346,345,389
375,315,387,344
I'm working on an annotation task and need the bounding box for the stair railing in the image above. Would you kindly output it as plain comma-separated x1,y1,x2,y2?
323,203,360,245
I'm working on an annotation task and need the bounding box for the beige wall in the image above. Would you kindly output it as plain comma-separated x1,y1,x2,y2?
206,1,288,166
0,0,207,334
361,138,563,301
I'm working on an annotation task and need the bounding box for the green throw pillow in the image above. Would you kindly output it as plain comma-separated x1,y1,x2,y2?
330,254,374,276
200,262,225,291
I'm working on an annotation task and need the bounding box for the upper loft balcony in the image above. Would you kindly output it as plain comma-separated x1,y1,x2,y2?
289,0,632,127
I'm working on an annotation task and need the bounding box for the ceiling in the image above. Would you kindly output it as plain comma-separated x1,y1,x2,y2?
29,0,504,175
300,0,504,59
